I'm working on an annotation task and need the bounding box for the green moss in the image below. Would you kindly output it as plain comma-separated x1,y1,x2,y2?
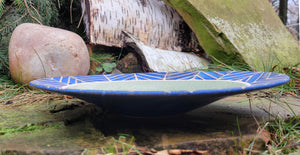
0,109,54,128
0,120,105,150
164,0,300,71
164,0,245,66
0,122,64,136
0,100,56,128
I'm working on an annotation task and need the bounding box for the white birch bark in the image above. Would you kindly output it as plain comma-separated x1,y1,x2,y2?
123,31,209,72
81,0,199,52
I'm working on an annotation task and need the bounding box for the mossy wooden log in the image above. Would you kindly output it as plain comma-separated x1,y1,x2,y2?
163,0,300,71
81,0,199,52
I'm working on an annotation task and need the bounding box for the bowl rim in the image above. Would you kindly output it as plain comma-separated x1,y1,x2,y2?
29,71,290,96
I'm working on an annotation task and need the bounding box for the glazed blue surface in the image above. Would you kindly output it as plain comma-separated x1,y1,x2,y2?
30,71,290,116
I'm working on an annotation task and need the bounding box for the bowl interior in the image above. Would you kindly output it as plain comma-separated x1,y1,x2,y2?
62,80,250,91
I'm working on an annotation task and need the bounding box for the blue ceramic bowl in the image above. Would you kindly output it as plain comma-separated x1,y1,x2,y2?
30,71,289,116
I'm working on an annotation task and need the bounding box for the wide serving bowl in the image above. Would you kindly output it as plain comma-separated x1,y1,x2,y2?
29,71,290,116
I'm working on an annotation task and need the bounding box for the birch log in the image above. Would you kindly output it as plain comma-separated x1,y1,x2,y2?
123,31,209,72
80,0,199,52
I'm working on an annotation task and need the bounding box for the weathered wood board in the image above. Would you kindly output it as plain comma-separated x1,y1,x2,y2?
163,0,300,71
81,0,199,52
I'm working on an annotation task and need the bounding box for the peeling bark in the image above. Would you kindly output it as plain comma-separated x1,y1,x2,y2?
123,31,209,72
81,0,199,52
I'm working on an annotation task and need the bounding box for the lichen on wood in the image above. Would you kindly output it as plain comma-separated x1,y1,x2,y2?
164,0,300,71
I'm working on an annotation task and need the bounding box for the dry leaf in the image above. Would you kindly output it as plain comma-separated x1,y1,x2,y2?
155,150,169,155
136,147,157,154
168,149,210,155
64,95,73,99
0,90,6,95
258,128,271,147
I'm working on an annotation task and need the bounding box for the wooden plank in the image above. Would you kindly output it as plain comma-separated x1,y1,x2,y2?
163,0,300,71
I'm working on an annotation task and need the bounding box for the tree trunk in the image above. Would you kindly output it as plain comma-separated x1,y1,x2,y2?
279,0,288,24
297,17,299,33
80,0,200,52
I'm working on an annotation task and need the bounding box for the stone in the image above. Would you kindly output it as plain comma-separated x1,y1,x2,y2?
1,90,300,153
9,23,90,85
